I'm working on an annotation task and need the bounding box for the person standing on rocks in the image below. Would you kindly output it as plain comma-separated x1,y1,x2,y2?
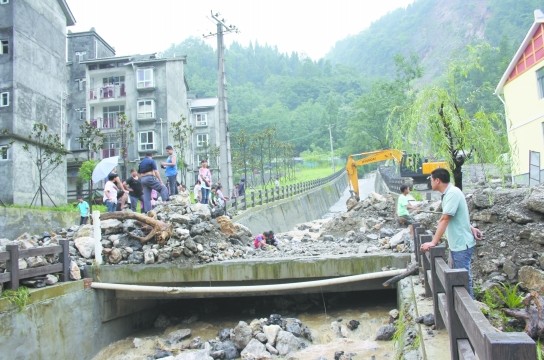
124,169,143,213
198,159,212,204
420,168,483,298
397,184,419,237
103,173,119,213
161,145,178,197
138,152,169,213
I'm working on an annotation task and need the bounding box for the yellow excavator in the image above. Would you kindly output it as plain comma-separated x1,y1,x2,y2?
346,149,448,199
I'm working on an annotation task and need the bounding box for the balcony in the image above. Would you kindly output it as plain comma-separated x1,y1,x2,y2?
89,84,126,101
91,117,118,130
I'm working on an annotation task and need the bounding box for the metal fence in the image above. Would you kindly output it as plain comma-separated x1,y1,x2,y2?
229,169,345,211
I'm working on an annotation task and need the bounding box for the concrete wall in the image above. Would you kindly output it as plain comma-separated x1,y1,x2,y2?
233,173,348,233
0,281,159,360
0,207,79,239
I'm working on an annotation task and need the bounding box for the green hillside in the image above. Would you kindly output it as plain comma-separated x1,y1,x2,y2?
162,0,541,167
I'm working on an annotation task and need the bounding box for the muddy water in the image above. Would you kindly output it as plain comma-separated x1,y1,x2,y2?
93,290,397,360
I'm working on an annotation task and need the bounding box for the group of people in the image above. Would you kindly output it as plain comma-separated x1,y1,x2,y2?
397,168,483,298
98,145,181,214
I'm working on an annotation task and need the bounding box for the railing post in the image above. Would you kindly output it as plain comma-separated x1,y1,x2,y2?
242,195,247,210
258,190,263,205
429,245,446,329
251,192,255,208
413,223,423,263
60,239,70,282
265,188,269,204
444,267,470,360
419,234,433,296
6,244,20,290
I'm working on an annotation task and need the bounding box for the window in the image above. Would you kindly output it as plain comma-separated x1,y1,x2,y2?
76,107,86,121
102,137,118,158
0,40,8,54
194,113,208,127
0,0,9,4
102,76,125,85
137,99,155,119
75,51,87,62
0,92,9,107
196,134,208,147
537,67,544,99
137,68,154,88
139,131,155,151
197,153,209,164
75,78,86,91
0,145,8,160
103,105,124,128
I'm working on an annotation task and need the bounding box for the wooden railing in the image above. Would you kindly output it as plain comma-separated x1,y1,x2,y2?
0,240,71,290
413,225,536,360
228,169,345,211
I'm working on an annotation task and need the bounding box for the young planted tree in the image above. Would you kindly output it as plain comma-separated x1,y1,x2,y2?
232,129,251,184
170,114,193,183
116,113,134,179
388,45,507,190
78,121,104,203
22,122,68,207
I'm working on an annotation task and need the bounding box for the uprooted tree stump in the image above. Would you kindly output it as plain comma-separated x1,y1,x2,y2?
100,212,172,246
503,291,544,339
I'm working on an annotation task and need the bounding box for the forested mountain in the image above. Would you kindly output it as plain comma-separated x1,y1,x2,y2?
162,0,541,165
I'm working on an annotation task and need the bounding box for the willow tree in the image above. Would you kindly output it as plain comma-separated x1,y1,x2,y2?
388,44,507,190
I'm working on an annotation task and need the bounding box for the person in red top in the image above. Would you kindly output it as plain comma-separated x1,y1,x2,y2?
253,233,267,249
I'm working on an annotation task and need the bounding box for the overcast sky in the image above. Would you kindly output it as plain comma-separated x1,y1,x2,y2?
66,0,414,60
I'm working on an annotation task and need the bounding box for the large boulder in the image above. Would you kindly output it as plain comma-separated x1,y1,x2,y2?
275,330,304,356
74,236,95,258
525,185,544,214
518,266,544,293
240,339,270,360
233,321,253,350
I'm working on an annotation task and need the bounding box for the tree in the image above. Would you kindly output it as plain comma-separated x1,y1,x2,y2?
232,129,251,184
78,120,104,160
388,48,507,190
347,54,422,154
170,114,193,183
78,159,98,210
22,122,68,207
116,113,134,179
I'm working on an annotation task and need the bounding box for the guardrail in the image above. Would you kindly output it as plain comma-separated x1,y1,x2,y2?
412,225,536,360
0,240,71,290
229,169,345,211
378,166,413,192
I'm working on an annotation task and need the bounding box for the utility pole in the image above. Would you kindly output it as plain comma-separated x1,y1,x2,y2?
205,11,238,195
328,124,335,172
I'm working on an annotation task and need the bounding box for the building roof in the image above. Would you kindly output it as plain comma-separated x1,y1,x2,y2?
189,98,218,109
81,53,187,65
58,0,76,26
67,29,116,55
495,9,544,94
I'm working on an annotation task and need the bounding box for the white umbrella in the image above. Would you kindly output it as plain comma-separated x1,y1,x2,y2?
92,156,120,184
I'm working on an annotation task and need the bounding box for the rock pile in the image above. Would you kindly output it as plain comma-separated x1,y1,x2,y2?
1,184,543,294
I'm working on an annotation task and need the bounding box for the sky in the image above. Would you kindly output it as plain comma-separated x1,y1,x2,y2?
65,0,414,60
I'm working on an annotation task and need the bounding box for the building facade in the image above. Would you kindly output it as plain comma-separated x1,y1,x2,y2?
188,98,220,186
0,0,74,205
496,10,544,185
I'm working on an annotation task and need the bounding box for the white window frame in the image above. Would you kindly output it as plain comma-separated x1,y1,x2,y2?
0,0,9,5
0,145,8,160
197,153,209,164
537,67,544,99
139,131,155,151
196,134,208,147
75,51,87,62
194,113,208,127
0,40,8,54
0,92,9,107
136,68,154,88
76,107,86,121
137,99,155,119
75,78,86,91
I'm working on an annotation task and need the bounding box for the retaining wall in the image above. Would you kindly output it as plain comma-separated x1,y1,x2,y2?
233,173,348,233
0,281,159,360
0,207,78,239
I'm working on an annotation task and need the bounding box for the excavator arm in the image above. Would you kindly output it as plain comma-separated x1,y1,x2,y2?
346,149,404,198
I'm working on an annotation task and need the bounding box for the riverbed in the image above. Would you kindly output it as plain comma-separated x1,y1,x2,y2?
92,291,397,359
